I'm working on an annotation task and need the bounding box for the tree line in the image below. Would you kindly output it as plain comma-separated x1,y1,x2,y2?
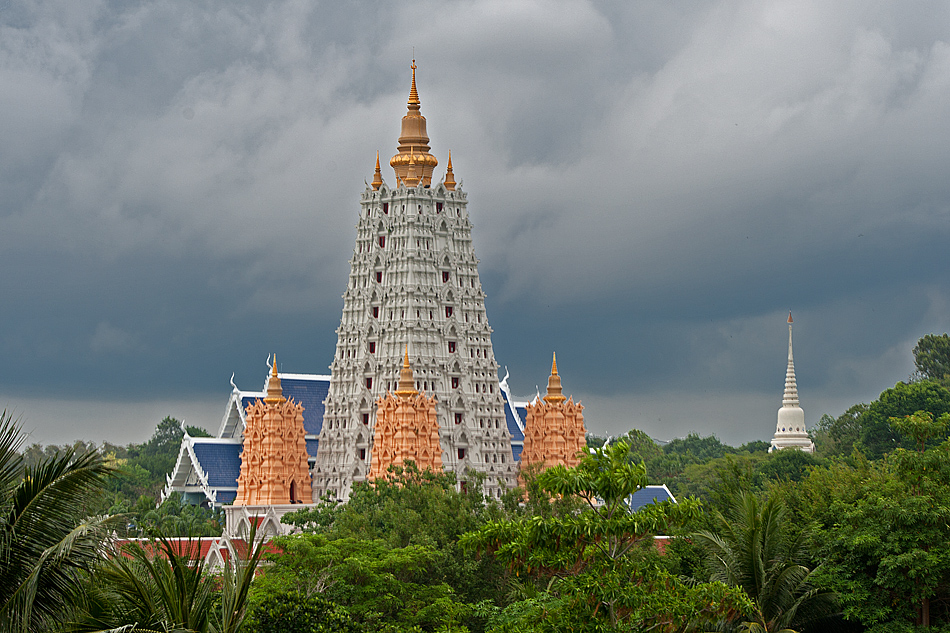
6,332,950,632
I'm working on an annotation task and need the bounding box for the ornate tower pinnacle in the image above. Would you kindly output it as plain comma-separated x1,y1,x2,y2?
390,60,438,186
371,151,384,191
264,353,284,404
395,346,418,398
520,355,586,482
770,312,814,453
783,312,799,408
543,353,566,404
444,150,456,191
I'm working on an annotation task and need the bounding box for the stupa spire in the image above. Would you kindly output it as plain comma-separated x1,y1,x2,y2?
264,353,284,404
390,60,438,186
770,311,814,453
371,151,383,190
543,352,566,404
395,346,418,398
443,150,456,191
783,313,799,408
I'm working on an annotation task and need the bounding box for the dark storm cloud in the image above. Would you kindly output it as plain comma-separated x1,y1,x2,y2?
2,0,949,445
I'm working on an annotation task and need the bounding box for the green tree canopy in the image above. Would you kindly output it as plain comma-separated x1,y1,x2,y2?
462,441,752,631
913,333,950,387
859,381,950,459
806,411,950,630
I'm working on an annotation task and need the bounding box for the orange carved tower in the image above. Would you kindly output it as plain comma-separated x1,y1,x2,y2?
369,349,443,478
235,356,313,505
520,354,586,479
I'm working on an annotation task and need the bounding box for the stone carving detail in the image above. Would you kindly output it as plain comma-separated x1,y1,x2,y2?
520,354,586,481
369,350,442,478
235,357,313,505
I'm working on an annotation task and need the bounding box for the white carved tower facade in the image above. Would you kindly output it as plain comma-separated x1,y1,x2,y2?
312,62,516,500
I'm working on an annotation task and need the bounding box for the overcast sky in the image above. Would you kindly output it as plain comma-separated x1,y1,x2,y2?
3,0,950,447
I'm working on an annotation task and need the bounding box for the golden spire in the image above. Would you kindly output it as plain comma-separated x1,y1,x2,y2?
788,311,793,324
391,59,438,186
264,353,285,404
408,59,420,106
443,150,456,191
544,352,566,403
371,150,383,190
394,345,418,399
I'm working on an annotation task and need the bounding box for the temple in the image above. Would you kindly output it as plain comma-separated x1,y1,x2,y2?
769,313,815,453
310,60,517,501
519,354,586,481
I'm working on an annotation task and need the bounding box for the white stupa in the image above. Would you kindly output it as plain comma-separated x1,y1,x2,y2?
769,312,815,453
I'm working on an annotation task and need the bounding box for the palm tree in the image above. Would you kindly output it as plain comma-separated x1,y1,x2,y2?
0,410,118,632
692,490,836,633
80,525,266,633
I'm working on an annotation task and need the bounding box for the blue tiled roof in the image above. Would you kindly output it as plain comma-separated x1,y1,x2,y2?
306,438,319,458
629,485,675,511
192,442,242,488
501,391,525,441
511,444,523,462
281,378,329,435
216,490,237,504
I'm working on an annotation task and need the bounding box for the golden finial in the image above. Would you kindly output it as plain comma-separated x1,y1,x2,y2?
264,353,284,404
544,352,566,403
395,344,418,398
788,311,793,324
371,151,383,190
444,150,456,191
409,59,420,106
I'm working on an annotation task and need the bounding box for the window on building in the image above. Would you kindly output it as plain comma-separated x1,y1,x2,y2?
442,271,449,283
383,203,388,214
458,448,466,460
452,377,459,389
445,306,453,318
436,202,443,212
376,271,382,283
378,236,385,248
359,448,366,460
365,377,372,389
369,342,376,354
372,307,379,318
448,341,456,353
455,413,462,425
362,413,369,425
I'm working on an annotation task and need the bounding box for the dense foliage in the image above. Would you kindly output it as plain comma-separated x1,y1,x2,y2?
11,332,950,632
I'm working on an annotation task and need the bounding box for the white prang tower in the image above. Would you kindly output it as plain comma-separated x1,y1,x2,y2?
770,312,815,453
312,61,517,500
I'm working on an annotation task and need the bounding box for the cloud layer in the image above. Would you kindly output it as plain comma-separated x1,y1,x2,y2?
2,0,949,445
